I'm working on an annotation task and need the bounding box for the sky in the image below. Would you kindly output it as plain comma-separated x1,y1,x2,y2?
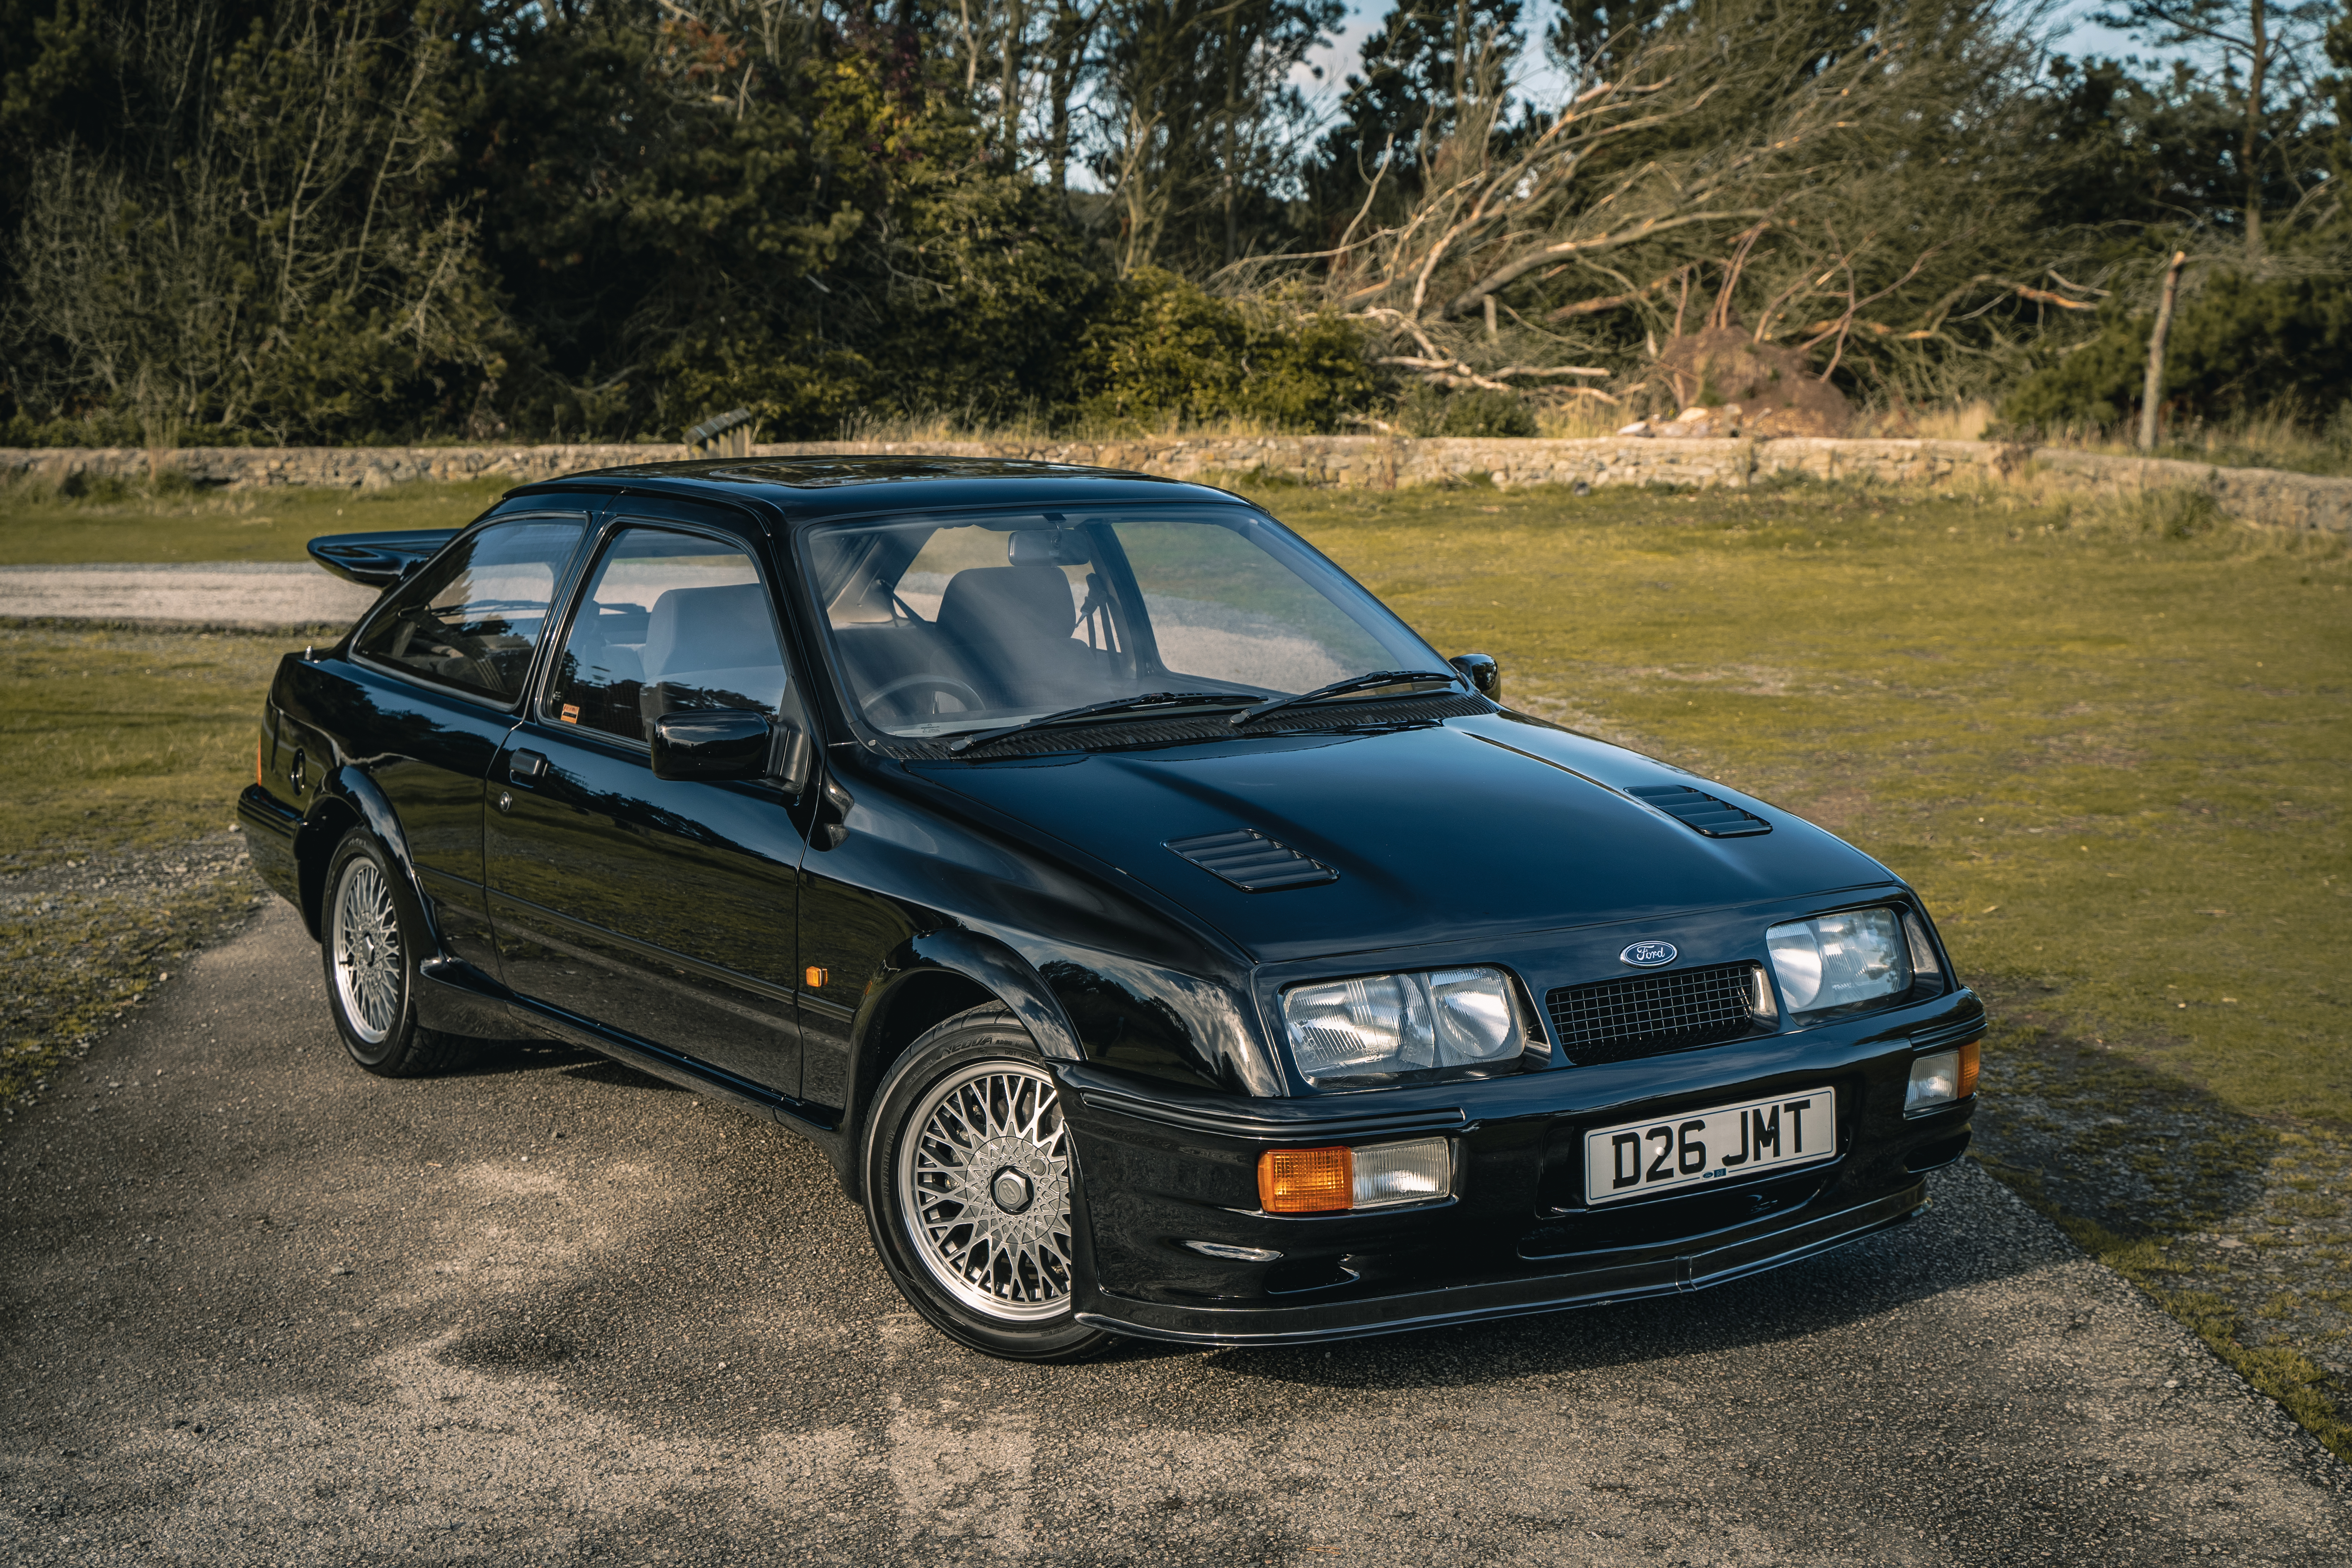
1291,0,2148,122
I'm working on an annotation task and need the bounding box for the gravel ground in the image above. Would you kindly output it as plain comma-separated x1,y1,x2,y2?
1,897,2347,1566
0,563,377,630
0,834,267,1115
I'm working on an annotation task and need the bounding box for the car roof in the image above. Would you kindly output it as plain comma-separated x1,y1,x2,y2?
502,455,1249,523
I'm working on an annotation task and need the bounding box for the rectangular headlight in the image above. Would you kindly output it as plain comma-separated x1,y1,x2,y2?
1766,907,1911,1015
1282,967,1526,1088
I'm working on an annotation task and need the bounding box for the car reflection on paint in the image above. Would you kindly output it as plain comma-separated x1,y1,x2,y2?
242,457,1985,1360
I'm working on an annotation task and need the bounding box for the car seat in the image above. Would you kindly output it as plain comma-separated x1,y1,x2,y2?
642,582,787,715
934,565,1096,706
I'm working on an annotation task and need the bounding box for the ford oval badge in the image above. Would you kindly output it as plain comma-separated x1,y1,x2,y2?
1620,940,1677,967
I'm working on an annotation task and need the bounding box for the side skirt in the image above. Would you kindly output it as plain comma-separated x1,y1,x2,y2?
413,955,842,1150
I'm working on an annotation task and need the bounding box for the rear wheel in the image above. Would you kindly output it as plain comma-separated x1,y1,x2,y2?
320,829,469,1077
863,1006,1115,1362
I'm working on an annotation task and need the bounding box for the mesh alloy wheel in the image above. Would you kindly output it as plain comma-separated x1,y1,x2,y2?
894,1062,1077,1322
330,856,404,1045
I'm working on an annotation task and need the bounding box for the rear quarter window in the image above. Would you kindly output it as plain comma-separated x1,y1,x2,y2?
351,519,584,702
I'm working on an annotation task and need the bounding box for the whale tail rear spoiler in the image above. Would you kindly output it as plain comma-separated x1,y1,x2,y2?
308,529,460,587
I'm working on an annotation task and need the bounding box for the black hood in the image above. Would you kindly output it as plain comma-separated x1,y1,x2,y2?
919,712,1897,964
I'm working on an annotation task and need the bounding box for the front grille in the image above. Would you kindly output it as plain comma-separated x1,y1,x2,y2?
1545,962,1762,1065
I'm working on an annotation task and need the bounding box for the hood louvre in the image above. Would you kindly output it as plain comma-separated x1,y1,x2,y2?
1625,783,1772,838
1165,829,1338,892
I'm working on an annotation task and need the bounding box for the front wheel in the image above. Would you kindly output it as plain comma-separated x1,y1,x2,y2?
862,1006,1116,1362
320,829,470,1078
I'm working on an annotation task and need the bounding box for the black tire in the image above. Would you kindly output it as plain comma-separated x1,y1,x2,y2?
862,1005,1116,1363
319,829,470,1078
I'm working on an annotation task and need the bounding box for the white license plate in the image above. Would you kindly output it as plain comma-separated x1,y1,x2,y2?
1583,1086,1837,1206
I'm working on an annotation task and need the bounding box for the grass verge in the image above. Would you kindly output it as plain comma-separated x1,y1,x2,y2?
0,626,295,863
0,626,300,1116
0,473,511,564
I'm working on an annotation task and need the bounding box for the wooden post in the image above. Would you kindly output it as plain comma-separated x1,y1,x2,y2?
1483,295,1498,341
2139,251,2187,452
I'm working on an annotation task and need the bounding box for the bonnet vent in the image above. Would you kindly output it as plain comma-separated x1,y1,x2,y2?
1625,783,1772,838
1165,829,1338,892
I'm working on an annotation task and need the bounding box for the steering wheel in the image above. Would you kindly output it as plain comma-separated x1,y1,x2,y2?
862,673,985,719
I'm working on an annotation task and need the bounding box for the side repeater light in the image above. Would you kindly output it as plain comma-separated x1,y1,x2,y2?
1258,1138,1451,1214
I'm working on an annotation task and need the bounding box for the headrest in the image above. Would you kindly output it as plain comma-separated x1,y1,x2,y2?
936,565,1076,646
643,582,775,679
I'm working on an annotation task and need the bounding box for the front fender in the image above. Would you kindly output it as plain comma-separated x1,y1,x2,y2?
890,928,1084,1063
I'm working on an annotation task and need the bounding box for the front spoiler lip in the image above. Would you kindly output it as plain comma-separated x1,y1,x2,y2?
1073,1180,1928,1347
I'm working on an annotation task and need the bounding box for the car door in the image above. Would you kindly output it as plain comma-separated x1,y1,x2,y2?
341,511,593,972
482,510,809,1095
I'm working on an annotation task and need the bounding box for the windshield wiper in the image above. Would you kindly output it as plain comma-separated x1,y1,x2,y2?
946,691,1250,754
1228,669,1463,729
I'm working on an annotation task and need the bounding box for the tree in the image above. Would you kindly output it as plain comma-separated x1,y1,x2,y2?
2,0,508,443
1306,0,2072,415
2091,0,2336,257
1320,0,1526,195
1093,0,1341,274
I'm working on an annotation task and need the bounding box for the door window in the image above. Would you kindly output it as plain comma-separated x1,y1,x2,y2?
352,519,583,702
545,527,793,744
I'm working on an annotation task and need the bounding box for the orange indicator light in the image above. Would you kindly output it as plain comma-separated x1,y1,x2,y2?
804,966,828,989
1958,1039,1981,1098
1259,1146,1353,1214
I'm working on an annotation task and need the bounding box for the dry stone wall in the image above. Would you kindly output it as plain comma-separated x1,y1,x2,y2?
8,435,2349,533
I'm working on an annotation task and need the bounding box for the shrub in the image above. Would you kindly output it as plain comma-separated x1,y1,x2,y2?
1394,384,1538,437
2003,271,2352,433
1063,269,1376,432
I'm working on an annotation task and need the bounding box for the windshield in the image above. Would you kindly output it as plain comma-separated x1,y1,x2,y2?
805,507,1443,740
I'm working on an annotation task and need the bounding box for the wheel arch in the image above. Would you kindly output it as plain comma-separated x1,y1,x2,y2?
295,767,433,948
833,928,1081,1204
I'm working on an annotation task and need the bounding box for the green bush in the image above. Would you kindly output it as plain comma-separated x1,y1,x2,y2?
2003,270,2352,432
1393,384,1538,438
1063,269,1376,432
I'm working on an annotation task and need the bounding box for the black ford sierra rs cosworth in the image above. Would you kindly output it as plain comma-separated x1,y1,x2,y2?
238,456,1985,1362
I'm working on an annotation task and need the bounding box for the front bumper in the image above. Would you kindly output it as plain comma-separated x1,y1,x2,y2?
1057,994,1978,1346
1076,1180,1928,1346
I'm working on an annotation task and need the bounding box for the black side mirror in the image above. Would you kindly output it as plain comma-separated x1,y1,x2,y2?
1450,652,1502,700
651,710,773,782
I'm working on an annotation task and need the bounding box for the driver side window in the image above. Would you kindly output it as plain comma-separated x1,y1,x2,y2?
545,526,794,744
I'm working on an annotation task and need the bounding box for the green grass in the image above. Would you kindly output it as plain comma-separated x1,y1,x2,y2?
0,474,510,564
0,626,292,863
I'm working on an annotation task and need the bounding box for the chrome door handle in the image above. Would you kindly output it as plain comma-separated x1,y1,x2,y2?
509,750,547,785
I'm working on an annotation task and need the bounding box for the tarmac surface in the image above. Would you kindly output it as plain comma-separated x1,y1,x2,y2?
0,562,376,630
2,898,2347,1566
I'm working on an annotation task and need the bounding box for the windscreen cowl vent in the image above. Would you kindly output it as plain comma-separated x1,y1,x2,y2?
1624,783,1772,838
1165,829,1338,892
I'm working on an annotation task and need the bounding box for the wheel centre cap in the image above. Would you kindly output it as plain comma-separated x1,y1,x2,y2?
990,1168,1034,1214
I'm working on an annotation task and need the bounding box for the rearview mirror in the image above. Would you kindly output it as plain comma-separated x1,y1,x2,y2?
651,710,773,782
1450,653,1501,700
